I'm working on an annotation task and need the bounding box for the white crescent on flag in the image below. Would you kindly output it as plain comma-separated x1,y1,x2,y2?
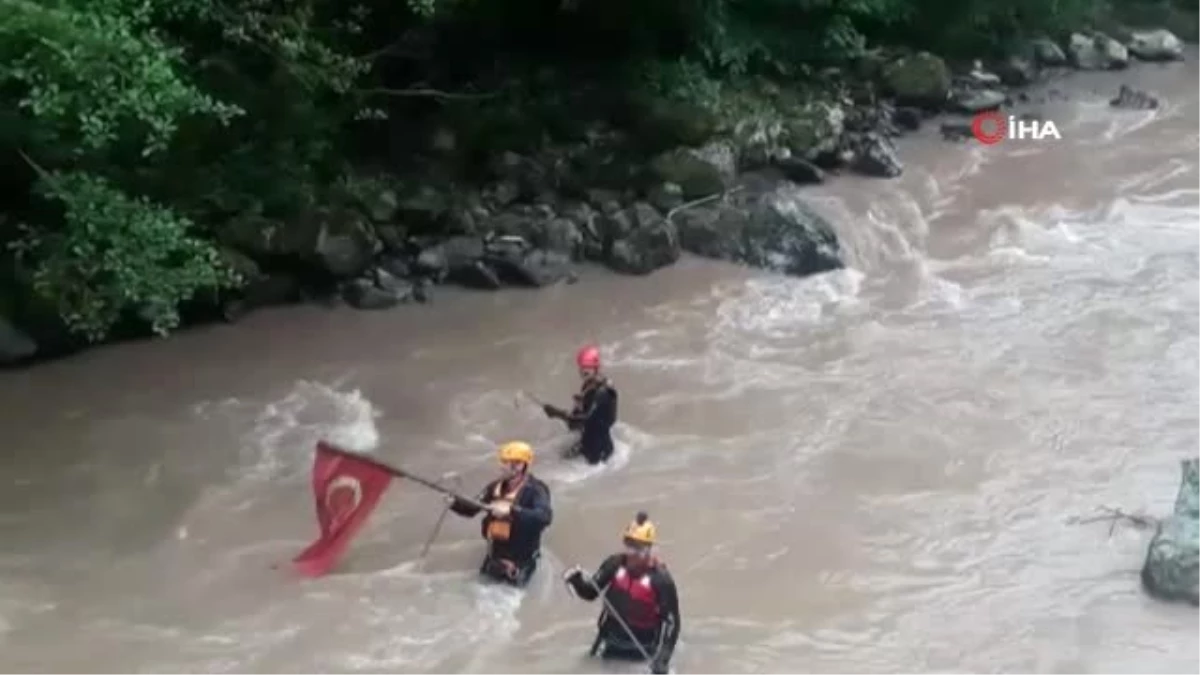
325,475,364,528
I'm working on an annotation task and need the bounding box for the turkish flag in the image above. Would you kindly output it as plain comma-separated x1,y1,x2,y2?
292,441,394,577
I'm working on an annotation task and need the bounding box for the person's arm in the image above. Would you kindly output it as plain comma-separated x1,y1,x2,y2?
512,480,552,529
564,553,622,600
650,567,682,674
448,484,492,518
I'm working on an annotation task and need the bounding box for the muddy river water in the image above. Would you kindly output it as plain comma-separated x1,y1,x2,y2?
0,55,1197,673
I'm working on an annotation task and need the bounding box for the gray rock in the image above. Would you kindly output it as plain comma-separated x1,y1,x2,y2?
648,142,737,200
342,278,403,310
784,102,846,160
1142,459,1199,605
952,89,1007,113
486,248,575,287
220,208,378,279
994,55,1037,86
849,133,903,178
881,52,952,107
606,210,680,275
414,235,485,281
1029,37,1068,66
1068,32,1130,70
891,107,923,131
1127,29,1184,62
674,184,843,277
775,156,825,184
648,182,685,212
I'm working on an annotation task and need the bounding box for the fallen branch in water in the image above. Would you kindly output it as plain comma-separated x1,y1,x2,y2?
666,186,745,222
1073,506,1160,537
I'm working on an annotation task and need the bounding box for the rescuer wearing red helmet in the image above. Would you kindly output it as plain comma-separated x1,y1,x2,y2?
542,345,618,464
449,441,553,587
563,512,680,674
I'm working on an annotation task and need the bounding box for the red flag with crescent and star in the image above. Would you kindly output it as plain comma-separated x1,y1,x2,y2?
293,441,394,577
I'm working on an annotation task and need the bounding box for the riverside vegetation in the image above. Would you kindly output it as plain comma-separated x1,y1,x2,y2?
1,0,1197,365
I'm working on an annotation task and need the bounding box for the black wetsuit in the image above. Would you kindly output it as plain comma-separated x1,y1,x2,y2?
449,474,552,587
545,377,618,464
565,553,681,674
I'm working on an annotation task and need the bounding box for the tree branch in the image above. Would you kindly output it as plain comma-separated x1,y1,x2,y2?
358,87,500,100
1071,506,1160,537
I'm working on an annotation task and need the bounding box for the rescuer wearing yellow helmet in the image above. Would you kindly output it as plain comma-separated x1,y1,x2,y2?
564,512,681,673
449,441,553,587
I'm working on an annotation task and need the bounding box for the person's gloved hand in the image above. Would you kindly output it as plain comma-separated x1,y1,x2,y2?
650,658,669,674
542,403,561,419
562,565,584,583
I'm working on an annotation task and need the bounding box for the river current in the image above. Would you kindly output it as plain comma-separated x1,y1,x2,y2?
0,55,1197,673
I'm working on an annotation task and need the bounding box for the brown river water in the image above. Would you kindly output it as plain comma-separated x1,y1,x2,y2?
1,55,1198,673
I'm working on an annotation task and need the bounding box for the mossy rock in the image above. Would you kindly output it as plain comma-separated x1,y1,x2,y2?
783,101,846,160
881,52,951,108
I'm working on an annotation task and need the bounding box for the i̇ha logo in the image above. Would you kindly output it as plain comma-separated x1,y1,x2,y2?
971,111,1061,144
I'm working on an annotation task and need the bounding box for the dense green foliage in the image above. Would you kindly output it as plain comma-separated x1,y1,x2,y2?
0,0,1192,341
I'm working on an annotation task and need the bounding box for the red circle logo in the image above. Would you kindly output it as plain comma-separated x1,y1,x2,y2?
971,112,1007,145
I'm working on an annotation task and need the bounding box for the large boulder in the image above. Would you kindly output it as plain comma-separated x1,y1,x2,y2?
674,184,843,277
881,52,952,108
1126,29,1184,61
1142,459,1199,605
647,142,737,200
783,102,846,161
605,203,680,275
1029,37,1069,66
220,208,378,278
1068,32,1130,70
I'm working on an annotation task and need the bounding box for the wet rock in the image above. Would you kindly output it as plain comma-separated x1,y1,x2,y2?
994,55,1037,86
342,277,403,310
488,151,552,201
1110,84,1160,110
486,247,575,287
648,142,736,200
891,107,923,132
784,102,846,160
849,133,903,178
1142,459,1199,605
413,235,485,282
627,98,722,151
1068,32,1129,70
220,208,378,279
1030,37,1068,66
606,209,680,275
881,52,952,108
360,187,399,224
1127,29,1184,62
648,182,685,212
775,156,825,184
951,89,1007,114
0,315,36,364
675,184,842,277
396,186,450,231
965,62,1002,86
733,116,787,170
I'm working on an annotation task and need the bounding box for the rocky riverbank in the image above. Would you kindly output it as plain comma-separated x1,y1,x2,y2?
0,27,1190,366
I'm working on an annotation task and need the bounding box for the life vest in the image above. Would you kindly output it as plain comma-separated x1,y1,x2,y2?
610,562,660,630
484,477,525,542
571,377,613,416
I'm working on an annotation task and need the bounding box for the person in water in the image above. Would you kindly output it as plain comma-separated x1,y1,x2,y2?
563,512,681,674
448,441,553,587
542,345,618,464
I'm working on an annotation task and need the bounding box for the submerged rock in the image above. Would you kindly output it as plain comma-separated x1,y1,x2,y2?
1110,85,1160,110
1142,458,1199,605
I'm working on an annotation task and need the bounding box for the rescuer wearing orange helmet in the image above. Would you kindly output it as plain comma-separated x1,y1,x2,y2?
449,441,553,587
564,512,681,674
542,345,619,464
